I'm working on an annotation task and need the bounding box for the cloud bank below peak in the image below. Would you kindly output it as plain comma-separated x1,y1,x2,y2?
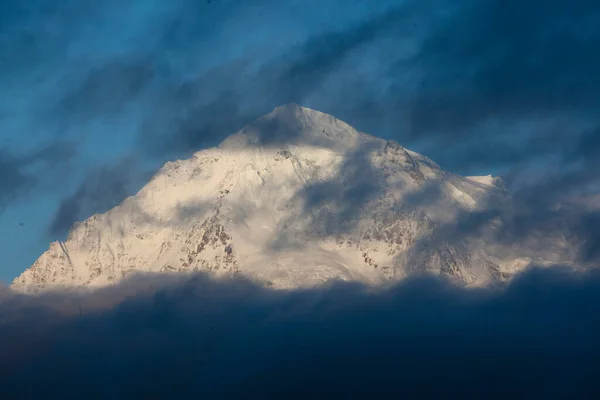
2,267,600,397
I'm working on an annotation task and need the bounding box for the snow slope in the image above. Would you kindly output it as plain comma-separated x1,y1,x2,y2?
11,104,568,292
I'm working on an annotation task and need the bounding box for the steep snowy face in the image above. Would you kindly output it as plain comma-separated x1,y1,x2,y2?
11,105,563,293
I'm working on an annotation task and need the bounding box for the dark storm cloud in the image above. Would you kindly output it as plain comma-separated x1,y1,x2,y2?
136,4,410,157
56,57,157,120
487,123,600,263
0,152,33,212
407,0,600,133
2,267,600,397
396,0,600,177
5,0,600,175
48,157,153,236
133,0,600,187
0,143,75,212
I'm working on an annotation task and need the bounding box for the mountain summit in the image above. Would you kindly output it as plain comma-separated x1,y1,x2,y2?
12,105,558,292
220,103,365,151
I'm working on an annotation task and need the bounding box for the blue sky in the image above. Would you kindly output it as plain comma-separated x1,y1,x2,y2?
1,0,599,283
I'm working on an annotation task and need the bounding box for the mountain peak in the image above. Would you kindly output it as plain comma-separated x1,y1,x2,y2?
13,105,555,293
270,102,310,114
219,104,364,151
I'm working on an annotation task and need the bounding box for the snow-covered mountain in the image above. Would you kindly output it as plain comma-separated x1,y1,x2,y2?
11,104,571,292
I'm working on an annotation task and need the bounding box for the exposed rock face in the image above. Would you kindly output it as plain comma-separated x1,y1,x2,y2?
11,104,571,292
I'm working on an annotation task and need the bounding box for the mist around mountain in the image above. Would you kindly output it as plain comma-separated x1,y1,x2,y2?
10,105,584,293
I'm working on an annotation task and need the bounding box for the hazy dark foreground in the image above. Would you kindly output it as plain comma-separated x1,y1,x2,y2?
1,266,600,398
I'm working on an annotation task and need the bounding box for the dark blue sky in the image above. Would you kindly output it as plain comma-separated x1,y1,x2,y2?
1,0,599,282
